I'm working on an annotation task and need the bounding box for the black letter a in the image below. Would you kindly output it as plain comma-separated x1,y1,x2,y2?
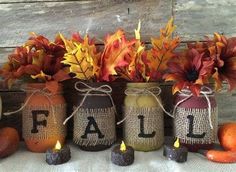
81,117,105,139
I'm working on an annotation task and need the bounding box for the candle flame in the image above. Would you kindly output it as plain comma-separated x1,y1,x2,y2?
174,138,180,148
54,140,61,150
120,141,126,152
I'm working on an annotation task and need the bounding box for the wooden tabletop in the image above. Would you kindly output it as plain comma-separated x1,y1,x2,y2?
0,141,236,172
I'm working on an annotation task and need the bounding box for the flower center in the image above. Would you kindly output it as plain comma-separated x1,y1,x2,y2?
218,65,226,74
186,69,199,82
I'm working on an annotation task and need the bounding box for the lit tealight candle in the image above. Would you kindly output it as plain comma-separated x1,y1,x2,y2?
111,141,134,166
163,138,188,163
46,140,71,165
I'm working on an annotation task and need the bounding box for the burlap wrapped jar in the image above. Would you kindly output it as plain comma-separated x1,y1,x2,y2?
22,83,67,153
123,82,164,151
174,88,218,152
71,82,116,151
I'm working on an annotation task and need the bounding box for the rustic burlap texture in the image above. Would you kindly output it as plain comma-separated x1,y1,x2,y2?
73,107,116,146
123,106,164,151
22,104,67,140
174,107,218,144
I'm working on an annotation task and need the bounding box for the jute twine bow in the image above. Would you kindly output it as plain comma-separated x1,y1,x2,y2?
173,86,214,129
3,87,57,124
63,81,116,125
117,86,174,125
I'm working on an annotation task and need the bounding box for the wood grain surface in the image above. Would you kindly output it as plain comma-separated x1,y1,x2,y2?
0,0,236,135
0,0,172,47
174,0,236,41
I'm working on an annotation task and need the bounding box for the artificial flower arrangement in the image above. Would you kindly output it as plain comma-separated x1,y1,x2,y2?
0,33,70,153
60,18,180,83
0,32,70,92
0,18,179,86
113,18,180,82
164,33,236,152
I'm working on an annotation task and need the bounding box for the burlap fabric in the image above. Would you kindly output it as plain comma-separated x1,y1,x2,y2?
73,107,116,146
22,104,67,140
174,107,218,144
123,106,164,151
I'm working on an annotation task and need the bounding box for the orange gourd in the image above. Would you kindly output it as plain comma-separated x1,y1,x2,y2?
199,150,236,163
0,127,20,158
218,123,236,151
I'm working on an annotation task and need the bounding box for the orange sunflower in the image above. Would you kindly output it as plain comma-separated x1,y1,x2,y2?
164,48,214,96
209,34,236,91
187,33,236,91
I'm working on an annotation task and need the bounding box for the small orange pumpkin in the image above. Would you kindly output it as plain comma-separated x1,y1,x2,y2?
218,123,236,151
0,127,20,158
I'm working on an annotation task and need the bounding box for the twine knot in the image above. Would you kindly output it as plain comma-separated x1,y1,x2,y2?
75,82,112,94
117,86,173,125
124,87,162,96
173,86,214,129
63,81,116,125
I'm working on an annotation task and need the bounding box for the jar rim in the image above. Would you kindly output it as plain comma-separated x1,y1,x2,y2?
126,82,159,87
22,82,63,94
179,88,215,97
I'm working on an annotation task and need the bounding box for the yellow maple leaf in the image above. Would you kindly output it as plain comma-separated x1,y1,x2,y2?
60,34,100,80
